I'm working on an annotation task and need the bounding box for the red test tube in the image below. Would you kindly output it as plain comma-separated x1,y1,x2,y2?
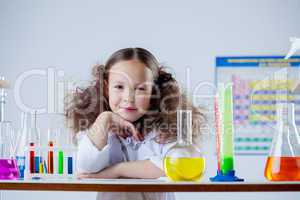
29,142,35,173
48,141,54,174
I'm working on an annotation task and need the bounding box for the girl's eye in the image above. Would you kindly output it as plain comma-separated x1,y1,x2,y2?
114,85,124,89
137,87,146,91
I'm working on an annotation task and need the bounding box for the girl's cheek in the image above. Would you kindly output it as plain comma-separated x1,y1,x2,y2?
109,92,122,105
135,96,151,109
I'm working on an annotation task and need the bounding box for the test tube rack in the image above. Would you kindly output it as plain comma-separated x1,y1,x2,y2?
23,145,77,180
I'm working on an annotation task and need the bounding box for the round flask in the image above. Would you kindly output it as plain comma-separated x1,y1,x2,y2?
164,110,205,181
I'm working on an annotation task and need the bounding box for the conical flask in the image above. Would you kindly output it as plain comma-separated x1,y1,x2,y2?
264,103,300,181
163,110,205,181
0,121,19,179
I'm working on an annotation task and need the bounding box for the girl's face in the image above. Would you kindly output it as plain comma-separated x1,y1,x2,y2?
108,60,154,122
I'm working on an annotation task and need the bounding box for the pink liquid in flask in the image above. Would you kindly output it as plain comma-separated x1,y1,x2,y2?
0,159,19,180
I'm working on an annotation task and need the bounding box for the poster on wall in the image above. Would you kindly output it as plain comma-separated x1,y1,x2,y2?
215,56,300,155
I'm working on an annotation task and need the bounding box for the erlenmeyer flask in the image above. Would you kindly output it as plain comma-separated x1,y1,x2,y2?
264,103,300,181
0,121,19,179
163,110,205,181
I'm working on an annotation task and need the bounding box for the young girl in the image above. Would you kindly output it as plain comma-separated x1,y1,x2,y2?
65,48,206,200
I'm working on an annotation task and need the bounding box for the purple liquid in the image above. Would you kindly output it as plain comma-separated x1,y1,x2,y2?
0,159,19,180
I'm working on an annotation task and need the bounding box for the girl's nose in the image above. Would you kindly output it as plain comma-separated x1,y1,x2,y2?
123,89,135,103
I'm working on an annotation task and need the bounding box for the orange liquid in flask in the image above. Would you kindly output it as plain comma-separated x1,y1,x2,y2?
264,156,300,181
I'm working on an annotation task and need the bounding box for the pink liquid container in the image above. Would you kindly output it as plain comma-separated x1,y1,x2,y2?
0,121,19,179
0,159,19,179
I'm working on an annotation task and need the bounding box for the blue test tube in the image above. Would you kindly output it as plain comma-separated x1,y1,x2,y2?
34,156,40,173
67,157,73,175
16,156,25,179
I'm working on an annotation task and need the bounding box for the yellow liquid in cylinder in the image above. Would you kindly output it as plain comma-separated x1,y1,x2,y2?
164,157,205,181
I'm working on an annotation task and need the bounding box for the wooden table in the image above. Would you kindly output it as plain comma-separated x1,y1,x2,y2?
1,178,300,192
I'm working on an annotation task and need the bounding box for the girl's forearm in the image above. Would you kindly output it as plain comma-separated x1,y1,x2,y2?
87,113,110,150
87,126,108,150
116,160,165,179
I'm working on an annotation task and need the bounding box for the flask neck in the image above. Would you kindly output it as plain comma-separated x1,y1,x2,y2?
272,102,300,157
277,103,296,126
21,112,28,129
177,110,193,146
177,130,193,146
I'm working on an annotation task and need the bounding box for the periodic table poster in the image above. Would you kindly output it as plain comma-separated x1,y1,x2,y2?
215,56,300,155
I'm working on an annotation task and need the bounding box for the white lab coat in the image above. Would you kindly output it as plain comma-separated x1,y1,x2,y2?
76,131,176,200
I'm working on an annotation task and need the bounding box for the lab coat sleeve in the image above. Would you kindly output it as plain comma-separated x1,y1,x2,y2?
137,135,175,171
76,132,110,173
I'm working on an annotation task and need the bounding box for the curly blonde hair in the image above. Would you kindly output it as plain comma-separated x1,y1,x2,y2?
65,48,206,144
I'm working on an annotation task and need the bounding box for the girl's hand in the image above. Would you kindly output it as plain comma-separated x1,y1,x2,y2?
106,111,144,141
87,111,143,150
77,164,120,179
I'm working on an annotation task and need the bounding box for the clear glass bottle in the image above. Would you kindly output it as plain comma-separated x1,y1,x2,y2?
264,103,300,181
164,110,205,181
0,77,19,180
15,112,29,179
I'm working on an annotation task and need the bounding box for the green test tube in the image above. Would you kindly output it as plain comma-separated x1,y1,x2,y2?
221,84,234,174
58,150,64,174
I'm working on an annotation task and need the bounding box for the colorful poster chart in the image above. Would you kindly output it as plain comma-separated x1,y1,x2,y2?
215,56,300,155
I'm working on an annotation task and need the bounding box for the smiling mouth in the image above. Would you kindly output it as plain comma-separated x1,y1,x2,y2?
122,107,137,112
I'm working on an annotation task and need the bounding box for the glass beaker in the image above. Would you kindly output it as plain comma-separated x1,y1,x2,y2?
0,121,19,179
264,103,300,181
164,110,205,181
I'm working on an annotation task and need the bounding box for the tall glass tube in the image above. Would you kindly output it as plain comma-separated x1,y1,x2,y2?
210,83,243,182
221,84,234,174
